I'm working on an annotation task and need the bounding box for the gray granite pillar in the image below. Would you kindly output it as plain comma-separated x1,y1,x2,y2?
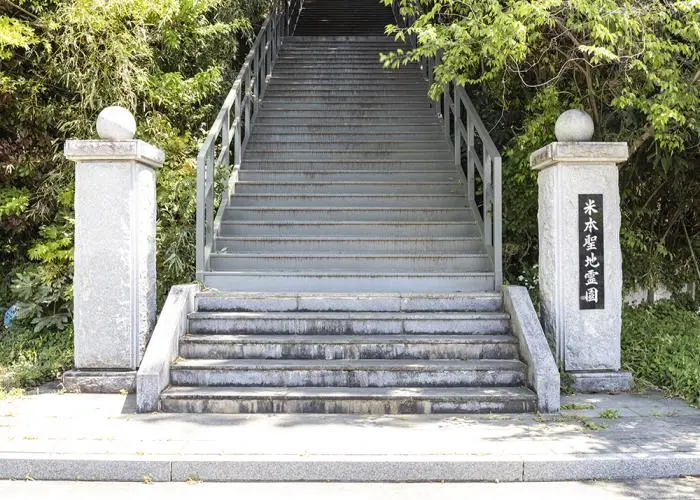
63,107,165,393
530,110,632,393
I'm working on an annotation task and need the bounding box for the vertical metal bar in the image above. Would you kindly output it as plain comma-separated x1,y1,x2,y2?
453,87,460,171
222,107,230,168
466,93,475,205
493,155,503,288
484,145,493,251
205,148,215,265
443,84,449,139
234,90,242,168
244,67,251,145
195,152,206,280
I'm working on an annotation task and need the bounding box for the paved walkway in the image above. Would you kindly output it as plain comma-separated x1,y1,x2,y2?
0,387,698,482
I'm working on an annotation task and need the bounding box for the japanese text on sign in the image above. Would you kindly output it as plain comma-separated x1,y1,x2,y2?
579,194,605,309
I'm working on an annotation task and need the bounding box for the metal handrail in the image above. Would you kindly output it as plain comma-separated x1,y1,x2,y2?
196,0,303,280
391,1,503,288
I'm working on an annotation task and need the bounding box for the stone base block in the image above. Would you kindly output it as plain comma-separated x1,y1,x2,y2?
63,370,137,394
570,371,632,393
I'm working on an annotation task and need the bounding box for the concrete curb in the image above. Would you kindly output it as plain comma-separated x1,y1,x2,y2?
2,452,699,482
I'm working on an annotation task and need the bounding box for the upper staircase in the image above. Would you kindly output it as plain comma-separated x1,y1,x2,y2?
157,0,537,414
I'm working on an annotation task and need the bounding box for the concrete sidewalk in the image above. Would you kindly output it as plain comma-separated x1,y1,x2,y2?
0,387,698,482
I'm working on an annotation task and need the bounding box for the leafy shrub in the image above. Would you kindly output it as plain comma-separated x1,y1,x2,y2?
622,300,700,407
0,0,268,388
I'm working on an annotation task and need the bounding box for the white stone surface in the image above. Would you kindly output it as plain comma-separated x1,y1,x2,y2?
555,109,595,142
531,142,629,372
137,284,198,412
96,106,136,140
66,139,164,373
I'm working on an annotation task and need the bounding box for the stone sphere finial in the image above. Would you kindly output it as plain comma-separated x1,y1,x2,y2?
96,106,136,140
555,109,594,142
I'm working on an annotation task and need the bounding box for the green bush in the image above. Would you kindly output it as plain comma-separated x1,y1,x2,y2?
622,300,700,406
0,0,268,388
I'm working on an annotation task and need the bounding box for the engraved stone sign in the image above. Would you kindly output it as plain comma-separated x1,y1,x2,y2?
579,194,604,309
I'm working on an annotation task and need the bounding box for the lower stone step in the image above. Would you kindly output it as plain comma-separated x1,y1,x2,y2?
159,386,537,414
202,271,496,293
179,334,520,360
188,311,511,335
169,359,527,387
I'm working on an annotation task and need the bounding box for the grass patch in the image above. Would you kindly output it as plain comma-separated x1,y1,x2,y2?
622,300,700,407
0,326,73,390
598,409,620,419
561,402,596,411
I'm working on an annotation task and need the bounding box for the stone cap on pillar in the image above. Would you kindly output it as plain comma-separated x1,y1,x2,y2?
64,139,165,169
530,142,629,171
63,106,165,169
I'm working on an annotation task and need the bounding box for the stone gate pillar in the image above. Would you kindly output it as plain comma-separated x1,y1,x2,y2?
530,110,632,393
63,107,164,392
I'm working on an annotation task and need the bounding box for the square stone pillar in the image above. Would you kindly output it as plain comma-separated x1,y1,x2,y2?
531,141,632,393
63,138,164,392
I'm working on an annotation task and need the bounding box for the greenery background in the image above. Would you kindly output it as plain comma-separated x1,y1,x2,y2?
1,0,698,403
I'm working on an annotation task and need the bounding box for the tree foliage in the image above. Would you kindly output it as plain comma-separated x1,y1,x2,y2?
0,0,268,387
384,0,700,290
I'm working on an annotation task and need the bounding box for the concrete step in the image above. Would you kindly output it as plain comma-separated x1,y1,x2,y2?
259,101,431,111
243,152,453,162
227,194,464,208
237,170,458,182
187,311,509,335
179,334,519,360
252,116,441,126
218,221,479,237
223,207,472,222
254,111,439,121
248,132,446,142
194,291,504,312
213,237,484,254
168,359,527,387
208,253,491,272
264,82,427,90
202,272,496,292
240,160,452,171
159,386,537,414
232,181,461,195
244,142,450,153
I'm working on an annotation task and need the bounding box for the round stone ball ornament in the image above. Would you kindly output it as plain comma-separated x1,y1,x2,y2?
96,106,137,140
554,109,595,142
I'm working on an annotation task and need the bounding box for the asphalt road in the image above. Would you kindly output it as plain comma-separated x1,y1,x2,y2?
1,478,699,499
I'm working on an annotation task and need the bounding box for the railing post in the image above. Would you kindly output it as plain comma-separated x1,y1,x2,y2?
453,88,460,169
493,155,503,288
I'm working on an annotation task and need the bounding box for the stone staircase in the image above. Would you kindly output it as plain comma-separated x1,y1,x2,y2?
158,0,539,414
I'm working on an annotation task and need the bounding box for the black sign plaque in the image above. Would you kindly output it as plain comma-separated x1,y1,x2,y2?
578,194,605,309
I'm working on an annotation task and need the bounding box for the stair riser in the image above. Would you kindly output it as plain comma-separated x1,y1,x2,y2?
241,161,450,170
264,84,427,90
180,341,519,361
188,318,509,335
263,92,429,99
195,293,503,312
251,119,441,128
238,171,457,182
214,238,483,254
219,222,476,238
233,183,460,195
202,274,495,293
244,154,452,163
209,255,491,272
259,102,431,111
248,133,445,142
245,143,449,153
170,368,524,388
228,195,463,208
224,208,470,222
160,397,535,414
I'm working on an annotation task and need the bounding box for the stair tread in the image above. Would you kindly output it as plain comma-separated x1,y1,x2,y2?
181,334,517,344
172,358,525,370
190,311,508,320
162,385,536,400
